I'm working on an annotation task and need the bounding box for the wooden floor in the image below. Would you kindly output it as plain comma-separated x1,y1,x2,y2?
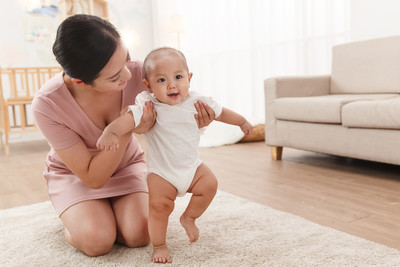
1,137,399,250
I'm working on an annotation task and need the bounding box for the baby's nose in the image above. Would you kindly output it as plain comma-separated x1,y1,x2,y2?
167,81,176,89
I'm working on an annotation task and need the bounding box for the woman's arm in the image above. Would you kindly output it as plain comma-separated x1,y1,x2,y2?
55,132,132,189
49,103,155,189
58,101,156,187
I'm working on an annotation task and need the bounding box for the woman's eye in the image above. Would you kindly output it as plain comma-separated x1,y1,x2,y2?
112,77,119,83
176,75,183,79
157,78,166,82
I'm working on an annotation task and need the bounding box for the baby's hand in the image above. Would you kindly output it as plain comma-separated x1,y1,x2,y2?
240,121,253,136
96,132,120,151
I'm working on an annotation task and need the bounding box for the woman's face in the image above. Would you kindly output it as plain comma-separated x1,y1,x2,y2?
91,43,132,92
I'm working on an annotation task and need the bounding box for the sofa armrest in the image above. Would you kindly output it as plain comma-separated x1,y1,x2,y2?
264,75,331,100
264,75,330,146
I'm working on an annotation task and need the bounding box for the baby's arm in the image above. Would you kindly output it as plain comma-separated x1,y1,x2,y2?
215,107,252,136
96,111,136,151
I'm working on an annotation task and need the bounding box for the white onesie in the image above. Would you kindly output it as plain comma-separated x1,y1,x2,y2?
128,91,222,196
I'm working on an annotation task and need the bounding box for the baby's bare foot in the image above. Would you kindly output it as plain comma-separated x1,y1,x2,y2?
180,214,199,243
152,244,172,263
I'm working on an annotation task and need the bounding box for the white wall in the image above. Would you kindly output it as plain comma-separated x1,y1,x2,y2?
350,0,400,41
0,0,154,67
108,0,154,61
0,0,154,143
4,0,400,67
2,0,400,143
3,1,400,65
0,1,60,67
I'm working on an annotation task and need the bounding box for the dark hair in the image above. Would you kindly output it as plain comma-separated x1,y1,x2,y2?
53,14,121,85
143,47,189,80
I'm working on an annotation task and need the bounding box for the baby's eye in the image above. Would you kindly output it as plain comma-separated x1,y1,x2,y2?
157,78,166,82
111,77,119,83
176,75,183,79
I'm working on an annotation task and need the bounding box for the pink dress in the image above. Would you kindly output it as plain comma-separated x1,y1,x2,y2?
31,61,148,216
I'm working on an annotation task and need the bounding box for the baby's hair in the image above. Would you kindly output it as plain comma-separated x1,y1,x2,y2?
143,47,189,80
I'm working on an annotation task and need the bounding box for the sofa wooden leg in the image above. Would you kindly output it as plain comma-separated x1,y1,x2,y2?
270,146,283,160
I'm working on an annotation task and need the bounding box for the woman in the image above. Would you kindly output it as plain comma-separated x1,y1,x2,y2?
31,14,214,257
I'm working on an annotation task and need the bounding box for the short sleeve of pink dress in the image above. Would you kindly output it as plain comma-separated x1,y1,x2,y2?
31,60,148,216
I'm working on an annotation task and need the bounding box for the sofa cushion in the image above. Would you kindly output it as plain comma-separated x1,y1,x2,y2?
342,96,400,129
274,94,397,124
331,36,400,94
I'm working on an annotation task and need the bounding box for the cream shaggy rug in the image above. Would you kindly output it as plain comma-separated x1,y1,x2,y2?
1,191,400,266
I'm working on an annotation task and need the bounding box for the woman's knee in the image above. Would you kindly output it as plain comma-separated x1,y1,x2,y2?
119,217,150,248
123,231,150,248
72,224,116,257
60,199,117,256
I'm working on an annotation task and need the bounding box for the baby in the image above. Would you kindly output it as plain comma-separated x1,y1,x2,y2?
97,47,252,263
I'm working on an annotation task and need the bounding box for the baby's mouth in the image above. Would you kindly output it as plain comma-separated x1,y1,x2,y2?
168,93,179,98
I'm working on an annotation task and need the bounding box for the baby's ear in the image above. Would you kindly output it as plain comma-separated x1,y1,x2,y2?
142,79,152,93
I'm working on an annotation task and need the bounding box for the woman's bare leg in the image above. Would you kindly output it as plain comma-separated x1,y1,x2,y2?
60,199,117,256
180,163,218,243
147,173,177,263
111,192,150,247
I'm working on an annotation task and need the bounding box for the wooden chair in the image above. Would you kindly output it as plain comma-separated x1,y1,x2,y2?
0,66,62,155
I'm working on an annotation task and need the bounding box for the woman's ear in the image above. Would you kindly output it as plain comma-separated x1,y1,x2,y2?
71,78,87,87
142,79,152,93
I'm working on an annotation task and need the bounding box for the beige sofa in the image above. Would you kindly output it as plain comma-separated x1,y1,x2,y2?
264,36,400,165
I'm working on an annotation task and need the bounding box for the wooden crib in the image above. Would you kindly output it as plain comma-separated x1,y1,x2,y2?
0,66,62,155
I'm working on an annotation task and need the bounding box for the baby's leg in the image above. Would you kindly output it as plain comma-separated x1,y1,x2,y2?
147,173,177,263
180,163,218,243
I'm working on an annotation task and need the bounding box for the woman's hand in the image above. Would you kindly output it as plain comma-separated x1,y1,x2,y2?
194,100,215,128
132,101,156,134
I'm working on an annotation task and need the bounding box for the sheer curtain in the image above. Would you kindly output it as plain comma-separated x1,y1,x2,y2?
151,0,350,122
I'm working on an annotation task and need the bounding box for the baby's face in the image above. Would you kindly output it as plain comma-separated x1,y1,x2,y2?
144,53,192,106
